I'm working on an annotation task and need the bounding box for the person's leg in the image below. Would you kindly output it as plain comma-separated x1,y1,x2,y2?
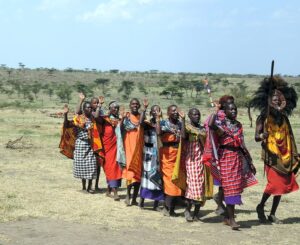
139,197,145,209
112,187,120,201
106,185,112,197
95,165,100,191
214,187,227,217
153,200,159,211
125,184,133,206
163,195,171,216
169,197,178,217
256,192,271,223
193,204,201,221
131,182,140,205
227,204,240,230
82,179,86,190
268,195,282,224
184,199,193,222
87,179,95,194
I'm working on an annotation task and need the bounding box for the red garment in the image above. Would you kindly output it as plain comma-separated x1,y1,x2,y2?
101,120,122,181
264,165,299,195
185,141,205,201
218,121,257,198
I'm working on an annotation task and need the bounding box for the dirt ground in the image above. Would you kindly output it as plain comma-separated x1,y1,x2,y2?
1,109,300,245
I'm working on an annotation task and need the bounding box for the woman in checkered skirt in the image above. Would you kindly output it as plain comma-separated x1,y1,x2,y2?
182,108,213,222
208,102,257,230
64,102,98,193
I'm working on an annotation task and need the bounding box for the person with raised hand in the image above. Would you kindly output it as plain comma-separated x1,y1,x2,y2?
122,98,145,206
181,108,213,222
139,104,164,210
158,105,185,217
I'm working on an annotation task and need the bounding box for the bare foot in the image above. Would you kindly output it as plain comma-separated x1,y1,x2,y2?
229,219,240,230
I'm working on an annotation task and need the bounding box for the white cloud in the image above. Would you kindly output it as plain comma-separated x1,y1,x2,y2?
37,0,76,11
79,0,134,22
77,0,156,23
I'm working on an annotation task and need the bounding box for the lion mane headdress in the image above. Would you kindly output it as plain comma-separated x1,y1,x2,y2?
249,76,298,117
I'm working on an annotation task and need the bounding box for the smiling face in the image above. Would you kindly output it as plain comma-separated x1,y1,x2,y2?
109,103,119,117
83,102,92,117
168,105,179,121
129,99,140,114
188,108,200,125
225,103,237,120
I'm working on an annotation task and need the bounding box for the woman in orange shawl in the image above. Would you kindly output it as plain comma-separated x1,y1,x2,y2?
122,98,145,206
158,105,185,216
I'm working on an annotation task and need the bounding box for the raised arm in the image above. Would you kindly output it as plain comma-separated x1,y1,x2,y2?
94,96,105,123
154,107,162,135
140,98,149,126
75,92,85,114
63,104,72,127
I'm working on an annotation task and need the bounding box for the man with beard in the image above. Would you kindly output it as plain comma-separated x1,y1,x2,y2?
250,76,300,224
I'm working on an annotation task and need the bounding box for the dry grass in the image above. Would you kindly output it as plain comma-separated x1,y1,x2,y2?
0,108,300,244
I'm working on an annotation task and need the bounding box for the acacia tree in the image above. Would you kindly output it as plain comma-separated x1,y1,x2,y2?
94,78,110,94
31,81,42,99
56,83,73,103
118,80,134,99
137,82,148,95
75,81,93,97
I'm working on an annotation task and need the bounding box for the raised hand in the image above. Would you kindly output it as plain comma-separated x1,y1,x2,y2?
143,98,149,109
260,132,269,140
79,92,85,101
178,109,185,119
99,96,105,105
155,107,162,119
63,104,69,114
119,106,129,118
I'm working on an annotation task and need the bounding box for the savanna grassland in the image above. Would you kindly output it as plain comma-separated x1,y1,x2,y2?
0,67,300,244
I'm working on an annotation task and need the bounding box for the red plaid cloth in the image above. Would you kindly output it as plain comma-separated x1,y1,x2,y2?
185,141,205,201
218,122,257,198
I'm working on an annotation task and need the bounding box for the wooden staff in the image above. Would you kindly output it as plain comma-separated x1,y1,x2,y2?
264,60,275,165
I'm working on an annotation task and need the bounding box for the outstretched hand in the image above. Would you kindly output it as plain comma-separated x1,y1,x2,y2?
63,104,69,114
79,92,85,101
99,96,105,105
260,132,269,140
178,109,185,119
143,98,149,109
155,107,162,119
119,106,129,118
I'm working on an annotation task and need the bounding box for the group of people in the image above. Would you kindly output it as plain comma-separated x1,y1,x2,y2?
59,76,299,230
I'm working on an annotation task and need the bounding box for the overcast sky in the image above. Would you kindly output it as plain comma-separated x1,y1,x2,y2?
0,0,299,75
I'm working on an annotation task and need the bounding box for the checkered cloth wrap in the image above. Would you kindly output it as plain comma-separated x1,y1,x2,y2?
185,141,205,201
73,126,97,180
218,121,257,198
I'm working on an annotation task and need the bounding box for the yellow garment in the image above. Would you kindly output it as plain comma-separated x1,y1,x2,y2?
171,139,187,191
266,116,291,166
204,165,214,199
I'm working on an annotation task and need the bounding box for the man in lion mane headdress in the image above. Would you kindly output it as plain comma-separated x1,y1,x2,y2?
250,76,300,224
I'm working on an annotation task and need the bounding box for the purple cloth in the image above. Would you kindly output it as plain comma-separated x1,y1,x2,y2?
213,178,221,186
140,187,164,201
224,195,242,205
107,179,121,188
